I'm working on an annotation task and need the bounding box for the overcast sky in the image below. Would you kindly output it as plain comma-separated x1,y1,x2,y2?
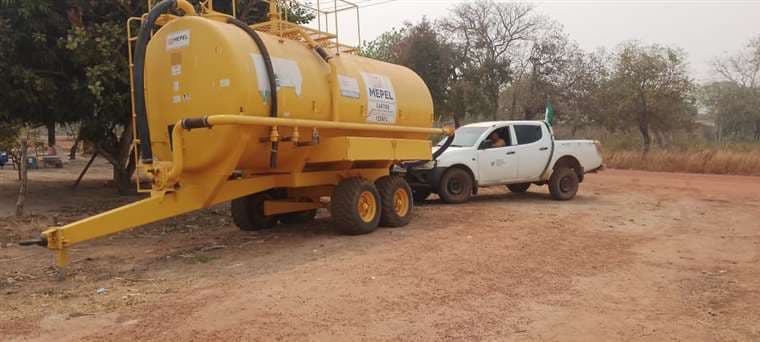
311,0,760,83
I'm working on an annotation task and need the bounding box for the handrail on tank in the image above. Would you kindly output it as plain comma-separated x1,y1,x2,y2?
163,115,454,185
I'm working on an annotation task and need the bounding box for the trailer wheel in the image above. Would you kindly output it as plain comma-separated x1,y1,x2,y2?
376,176,414,228
331,178,381,235
412,188,432,203
549,167,579,201
231,192,278,231
507,183,531,193
438,168,472,204
279,209,318,225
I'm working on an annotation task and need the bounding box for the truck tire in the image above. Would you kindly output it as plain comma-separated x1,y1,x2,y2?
331,178,381,235
279,209,318,225
507,183,531,193
376,176,414,228
438,168,472,204
232,192,278,231
412,188,432,203
549,167,579,201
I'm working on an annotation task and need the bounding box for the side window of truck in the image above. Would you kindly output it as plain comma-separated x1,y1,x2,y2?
480,127,512,149
514,125,542,145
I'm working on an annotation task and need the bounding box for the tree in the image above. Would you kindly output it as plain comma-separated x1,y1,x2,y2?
708,35,760,141
362,19,456,119
442,0,540,120
603,42,696,151
0,1,82,146
212,0,315,24
361,26,405,62
60,1,149,194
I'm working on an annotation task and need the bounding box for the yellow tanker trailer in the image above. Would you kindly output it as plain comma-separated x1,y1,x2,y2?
22,0,451,267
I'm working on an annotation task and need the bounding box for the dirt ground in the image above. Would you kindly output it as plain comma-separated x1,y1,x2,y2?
1,159,759,341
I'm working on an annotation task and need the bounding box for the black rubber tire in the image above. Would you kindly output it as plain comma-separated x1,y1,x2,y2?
279,209,318,225
231,192,278,231
376,176,414,228
412,188,432,203
438,168,473,204
507,183,531,193
549,167,579,201
331,178,381,235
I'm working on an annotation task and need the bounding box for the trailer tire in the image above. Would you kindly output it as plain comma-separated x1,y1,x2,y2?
231,192,278,231
279,209,318,225
507,183,531,193
331,178,381,235
549,167,579,201
438,168,472,204
376,176,413,228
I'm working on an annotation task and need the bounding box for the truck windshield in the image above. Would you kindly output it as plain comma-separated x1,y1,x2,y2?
436,127,488,147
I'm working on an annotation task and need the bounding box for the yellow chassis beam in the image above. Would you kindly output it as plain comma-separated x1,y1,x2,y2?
41,168,388,267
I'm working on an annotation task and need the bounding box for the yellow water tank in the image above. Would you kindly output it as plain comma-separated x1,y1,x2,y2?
143,16,435,172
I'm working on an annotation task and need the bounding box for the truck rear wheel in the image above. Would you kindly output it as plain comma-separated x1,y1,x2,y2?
331,178,381,235
232,192,278,231
376,176,413,228
507,183,531,193
549,167,579,201
438,168,472,204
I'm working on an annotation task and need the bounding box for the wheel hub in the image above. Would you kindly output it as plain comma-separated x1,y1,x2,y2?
357,191,377,223
393,188,410,217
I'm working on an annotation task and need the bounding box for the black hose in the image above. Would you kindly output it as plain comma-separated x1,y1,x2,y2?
227,17,279,168
432,133,455,160
134,0,178,163
226,17,278,119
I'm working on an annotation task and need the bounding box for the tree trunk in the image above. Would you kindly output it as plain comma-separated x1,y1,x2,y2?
69,138,79,160
16,135,28,217
46,122,56,146
755,120,760,141
113,164,133,195
94,124,136,195
654,129,667,149
638,115,651,153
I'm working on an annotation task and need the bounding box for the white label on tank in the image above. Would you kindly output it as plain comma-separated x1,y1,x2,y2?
361,72,397,124
166,30,190,50
171,64,182,76
219,79,230,87
173,80,179,92
250,53,303,101
172,95,181,104
338,75,360,99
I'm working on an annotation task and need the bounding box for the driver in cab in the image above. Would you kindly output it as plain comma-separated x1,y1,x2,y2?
488,131,507,148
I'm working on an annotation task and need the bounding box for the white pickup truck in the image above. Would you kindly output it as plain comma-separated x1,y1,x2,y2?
402,121,604,203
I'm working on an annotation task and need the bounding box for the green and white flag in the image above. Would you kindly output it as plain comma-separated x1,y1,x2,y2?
544,100,555,126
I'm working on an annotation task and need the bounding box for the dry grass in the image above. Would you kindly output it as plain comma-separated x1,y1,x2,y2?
605,149,760,176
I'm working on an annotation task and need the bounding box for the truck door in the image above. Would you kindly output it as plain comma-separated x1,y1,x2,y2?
476,126,518,185
513,123,551,180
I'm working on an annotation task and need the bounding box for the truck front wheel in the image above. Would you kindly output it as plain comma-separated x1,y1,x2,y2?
549,167,579,201
438,168,473,204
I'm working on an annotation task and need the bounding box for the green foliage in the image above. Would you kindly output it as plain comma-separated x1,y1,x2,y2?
704,35,760,141
361,27,405,61
0,1,80,128
362,19,456,120
211,0,315,24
